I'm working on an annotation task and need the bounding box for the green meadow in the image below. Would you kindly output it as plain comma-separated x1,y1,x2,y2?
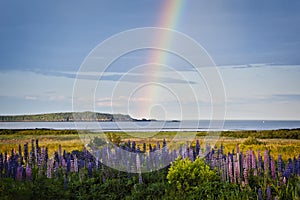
0,129,299,161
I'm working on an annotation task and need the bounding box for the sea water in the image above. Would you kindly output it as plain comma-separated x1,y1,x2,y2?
0,120,299,131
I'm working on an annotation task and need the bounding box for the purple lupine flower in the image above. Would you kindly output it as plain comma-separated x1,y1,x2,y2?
64,175,67,191
88,161,93,178
196,140,200,156
74,155,78,173
66,156,71,173
211,149,215,160
243,159,248,185
172,149,177,162
228,155,234,183
206,143,211,155
271,157,276,180
16,166,23,181
10,155,17,179
46,159,53,178
219,154,226,181
45,147,48,163
258,188,263,200
251,150,255,169
4,152,8,176
127,140,131,150
297,154,300,176
235,161,240,183
278,154,283,173
61,157,66,171
237,153,242,182
198,148,202,158
70,159,74,172
264,149,269,176
246,150,250,170
189,148,194,161
181,145,186,159
286,166,291,179
251,151,257,176
146,155,150,172
41,147,45,163
58,145,62,166
258,150,262,174
53,160,59,177
38,148,44,169
31,139,35,158
132,141,136,152
204,148,209,163
266,185,271,200
136,154,142,184
217,148,221,156
293,157,297,175
154,152,160,168
240,153,244,170
18,144,22,165
0,153,3,175
34,140,39,165
26,164,32,181
288,159,294,176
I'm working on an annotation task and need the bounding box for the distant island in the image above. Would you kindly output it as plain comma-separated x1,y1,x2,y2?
0,112,136,122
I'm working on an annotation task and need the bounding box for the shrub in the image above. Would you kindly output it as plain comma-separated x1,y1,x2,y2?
167,157,219,193
243,136,262,145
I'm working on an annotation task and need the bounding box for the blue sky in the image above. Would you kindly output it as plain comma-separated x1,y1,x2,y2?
0,0,300,120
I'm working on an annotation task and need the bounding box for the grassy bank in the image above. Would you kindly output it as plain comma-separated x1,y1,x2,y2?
0,129,300,160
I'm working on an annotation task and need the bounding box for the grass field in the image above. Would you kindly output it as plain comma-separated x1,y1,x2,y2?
1,130,300,161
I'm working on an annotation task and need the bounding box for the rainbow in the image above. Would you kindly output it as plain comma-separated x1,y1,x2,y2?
138,1,186,119
150,0,185,63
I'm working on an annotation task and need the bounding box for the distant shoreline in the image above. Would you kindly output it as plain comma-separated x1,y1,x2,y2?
0,111,137,122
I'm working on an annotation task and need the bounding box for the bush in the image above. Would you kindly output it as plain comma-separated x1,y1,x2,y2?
167,157,219,193
243,136,262,145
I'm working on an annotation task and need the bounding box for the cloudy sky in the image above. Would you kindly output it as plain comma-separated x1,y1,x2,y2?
0,0,300,120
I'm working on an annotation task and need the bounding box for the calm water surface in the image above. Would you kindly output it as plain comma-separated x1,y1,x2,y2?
0,120,300,131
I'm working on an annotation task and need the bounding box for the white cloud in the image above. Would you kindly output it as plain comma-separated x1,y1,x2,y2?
24,96,37,100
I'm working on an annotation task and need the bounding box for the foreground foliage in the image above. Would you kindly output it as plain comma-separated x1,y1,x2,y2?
0,138,299,199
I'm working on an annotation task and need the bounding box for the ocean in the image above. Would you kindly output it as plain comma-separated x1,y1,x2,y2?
0,120,299,131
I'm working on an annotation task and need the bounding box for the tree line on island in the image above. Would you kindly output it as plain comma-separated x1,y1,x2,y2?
0,111,135,122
